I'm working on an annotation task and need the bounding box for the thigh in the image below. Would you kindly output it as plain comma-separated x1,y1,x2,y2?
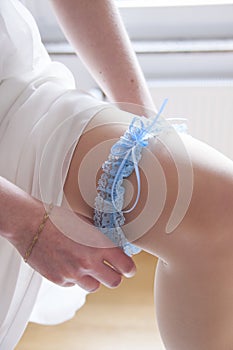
63,108,233,262
134,134,233,264
63,106,233,350
62,105,180,242
63,107,135,218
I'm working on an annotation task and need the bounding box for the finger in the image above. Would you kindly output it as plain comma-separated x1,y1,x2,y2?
89,262,122,289
76,275,100,293
62,282,76,288
104,248,137,278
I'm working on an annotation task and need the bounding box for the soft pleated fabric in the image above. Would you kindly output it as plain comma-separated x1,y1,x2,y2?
0,1,110,349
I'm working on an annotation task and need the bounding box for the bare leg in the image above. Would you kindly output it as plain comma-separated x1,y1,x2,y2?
150,135,233,350
64,107,233,349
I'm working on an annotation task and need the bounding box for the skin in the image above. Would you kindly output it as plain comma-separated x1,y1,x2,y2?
64,107,233,349
0,176,136,291
2,1,232,346
0,0,155,291
50,0,156,115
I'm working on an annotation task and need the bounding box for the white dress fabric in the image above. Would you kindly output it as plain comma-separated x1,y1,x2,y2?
0,1,110,349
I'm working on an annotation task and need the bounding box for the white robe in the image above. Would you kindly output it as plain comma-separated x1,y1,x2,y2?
0,1,109,348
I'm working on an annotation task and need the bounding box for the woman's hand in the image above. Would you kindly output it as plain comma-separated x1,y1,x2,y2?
0,177,136,292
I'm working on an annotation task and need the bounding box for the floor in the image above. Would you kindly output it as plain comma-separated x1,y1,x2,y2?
16,252,166,350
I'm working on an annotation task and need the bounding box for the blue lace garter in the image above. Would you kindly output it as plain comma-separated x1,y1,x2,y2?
93,100,187,256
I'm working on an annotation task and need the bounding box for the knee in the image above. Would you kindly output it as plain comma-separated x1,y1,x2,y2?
132,135,233,266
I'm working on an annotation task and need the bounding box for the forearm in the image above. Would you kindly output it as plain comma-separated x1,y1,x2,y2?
50,0,156,113
0,176,43,247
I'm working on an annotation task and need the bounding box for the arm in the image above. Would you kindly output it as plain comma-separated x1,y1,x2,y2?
0,176,43,245
0,176,135,290
50,0,156,113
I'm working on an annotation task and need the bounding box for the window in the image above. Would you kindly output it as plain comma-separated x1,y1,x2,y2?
19,1,233,158
116,0,233,6
21,0,233,81
22,0,233,41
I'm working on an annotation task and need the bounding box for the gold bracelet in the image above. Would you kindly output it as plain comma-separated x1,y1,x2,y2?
24,203,54,263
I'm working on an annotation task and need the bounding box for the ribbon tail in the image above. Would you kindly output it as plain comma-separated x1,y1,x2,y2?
111,149,131,212
145,98,169,135
123,147,141,214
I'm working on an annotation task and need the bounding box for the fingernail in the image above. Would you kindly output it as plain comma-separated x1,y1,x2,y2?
112,278,122,288
124,265,136,278
89,286,100,293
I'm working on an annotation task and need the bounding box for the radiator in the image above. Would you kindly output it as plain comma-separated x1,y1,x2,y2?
49,50,233,161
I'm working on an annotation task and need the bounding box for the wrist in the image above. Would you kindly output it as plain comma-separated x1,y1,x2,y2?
9,198,45,258
0,177,45,255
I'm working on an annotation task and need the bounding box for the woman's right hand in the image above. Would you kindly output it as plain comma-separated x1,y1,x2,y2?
0,176,136,292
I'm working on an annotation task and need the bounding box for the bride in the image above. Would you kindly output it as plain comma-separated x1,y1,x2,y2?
1,1,233,349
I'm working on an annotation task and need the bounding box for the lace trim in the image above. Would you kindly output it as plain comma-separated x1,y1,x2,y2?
93,100,187,256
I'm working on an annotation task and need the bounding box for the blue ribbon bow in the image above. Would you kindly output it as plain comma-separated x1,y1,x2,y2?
111,98,168,213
